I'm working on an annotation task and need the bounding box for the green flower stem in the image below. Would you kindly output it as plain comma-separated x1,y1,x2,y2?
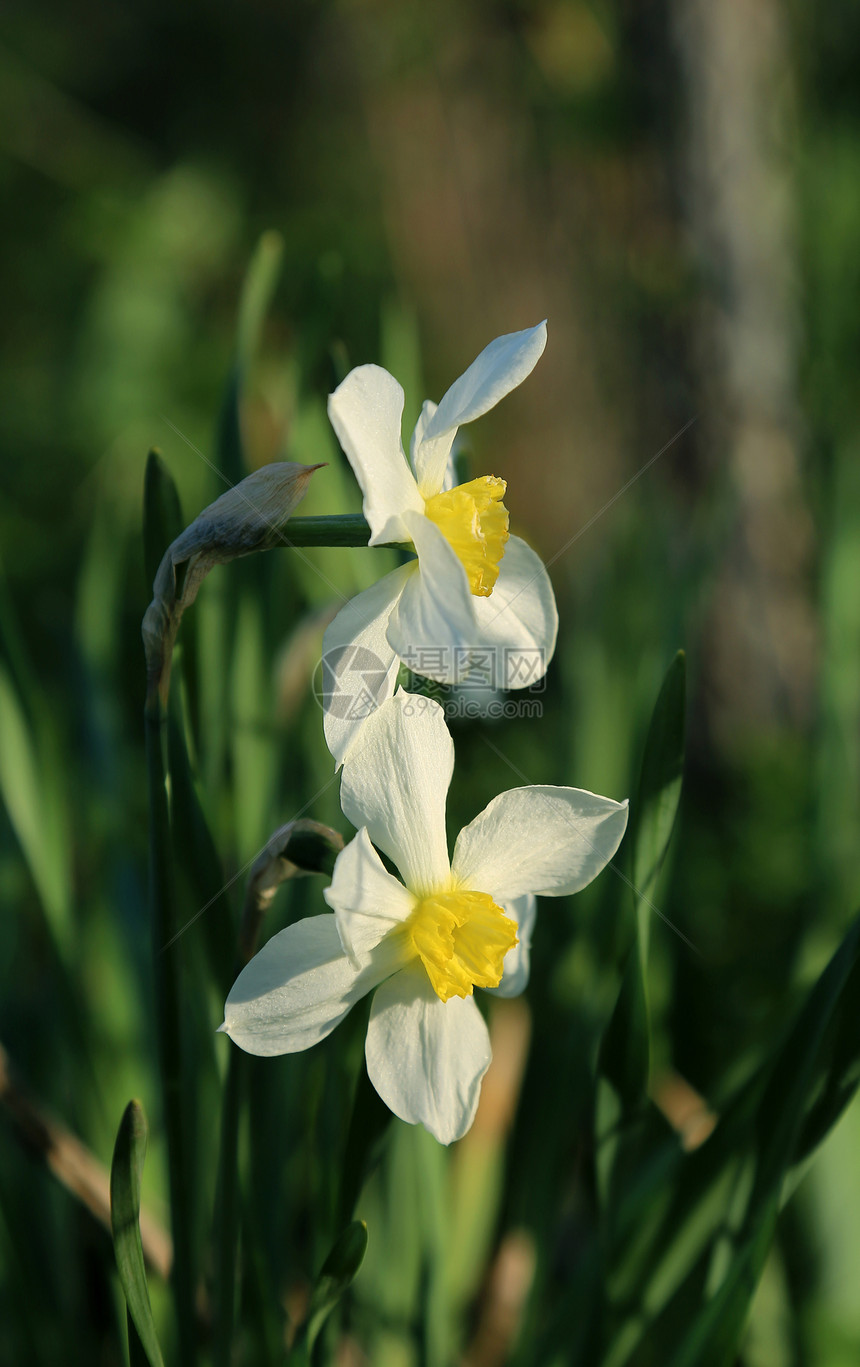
213,1045,244,1367
278,514,410,551
144,692,196,1365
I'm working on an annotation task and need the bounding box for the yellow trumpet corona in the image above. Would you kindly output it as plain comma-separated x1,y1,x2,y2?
404,889,518,1002
423,476,510,597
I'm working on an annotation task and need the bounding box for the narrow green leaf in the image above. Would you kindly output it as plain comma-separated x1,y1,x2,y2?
633,649,686,937
166,710,234,988
663,1209,778,1367
213,1049,245,1367
218,230,284,483
0,549,39,703
127,1312,152,1367
608,912,860,1367
0,663,72,950
336,1057,393,1230
596,654,686,1244
109,1101,165,1367
230,592,275,861
144,689,196,1364
598,945,651,1119
752,914,860,1203
143,450,184,590
595,953,653,1301
237,230,285,369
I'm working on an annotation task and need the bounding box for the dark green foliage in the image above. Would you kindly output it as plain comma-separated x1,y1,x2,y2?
110,1101,165,1367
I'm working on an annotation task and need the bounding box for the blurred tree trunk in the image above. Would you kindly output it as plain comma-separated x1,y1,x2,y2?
674,0,817,745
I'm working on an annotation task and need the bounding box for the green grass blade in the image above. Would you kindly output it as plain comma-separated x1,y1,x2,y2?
632,649,686,942
127,1311,152,1367
237,230,284,369
596,654,686,1254
145,688,197,1365
0,662,72,952
336,1056,393,1229
752,913,860,1202
217,229,284,483
109,1101,166,1367
610,912,860,1367
213,1049,244,1367
166,710,234,989
215,367,244,486
144,451,196,1363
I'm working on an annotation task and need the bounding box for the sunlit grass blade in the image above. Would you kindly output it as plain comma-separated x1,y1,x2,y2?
109,1101,166,1367
237,230,285,370
632,649,686,945
446,999,531,1313
0,662,73,954
0,559,73,960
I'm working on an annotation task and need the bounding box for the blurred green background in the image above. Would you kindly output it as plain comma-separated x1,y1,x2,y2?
2,1,860,1364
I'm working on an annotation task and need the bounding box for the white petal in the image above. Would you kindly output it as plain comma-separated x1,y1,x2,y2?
451,786,629,902
386,512,478,684
486,893,537,999
422,322,547,443
410,399,457,498
321,566,415,768
328,365,424,545
470,535,558,689
221,914,379,1056
324,827,415,965
339,691,453,896
365,967,492,1144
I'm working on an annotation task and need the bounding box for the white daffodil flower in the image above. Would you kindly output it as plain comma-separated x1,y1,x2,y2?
221,692,628,1145
322,322,558,766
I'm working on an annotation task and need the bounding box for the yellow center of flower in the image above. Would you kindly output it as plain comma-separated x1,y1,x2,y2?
404,889,518,1002
423,476,510,597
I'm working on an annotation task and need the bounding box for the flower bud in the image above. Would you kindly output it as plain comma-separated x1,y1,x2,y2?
142,461,322,705
239,818,344,963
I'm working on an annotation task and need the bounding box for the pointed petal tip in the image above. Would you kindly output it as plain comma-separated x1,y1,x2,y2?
217,1020,229,1035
